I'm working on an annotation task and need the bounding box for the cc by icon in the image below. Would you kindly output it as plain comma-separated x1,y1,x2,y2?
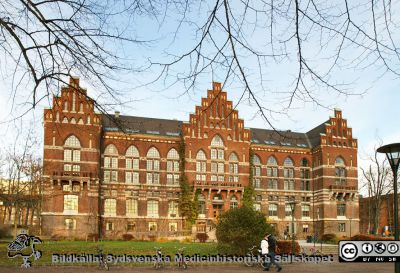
341,243,358,261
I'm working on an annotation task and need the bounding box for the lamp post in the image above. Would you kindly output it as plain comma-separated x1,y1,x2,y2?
377,143,400,273
288,199,298,258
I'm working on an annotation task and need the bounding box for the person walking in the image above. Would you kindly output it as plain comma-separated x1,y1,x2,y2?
264,233,282,272
260,233,270,271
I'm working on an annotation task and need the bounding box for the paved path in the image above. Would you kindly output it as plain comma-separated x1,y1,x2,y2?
0,261,393,273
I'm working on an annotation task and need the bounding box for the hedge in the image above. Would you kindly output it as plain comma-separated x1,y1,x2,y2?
276,240,301,254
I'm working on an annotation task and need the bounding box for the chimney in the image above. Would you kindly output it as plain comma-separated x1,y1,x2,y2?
334,108,342,119
115,111,120,118
69,76,80,88
213,82,221,91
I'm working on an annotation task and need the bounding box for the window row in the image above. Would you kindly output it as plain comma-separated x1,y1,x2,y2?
103,171,180,185
253,203,311,218
252,155,309,167
103,199,179,217
252,167,311,178
104,144,179,159
252,155,347,167
105,221,178,232
65,219,180,232
63,196,180,217
103,158,181,170
252,179,311,191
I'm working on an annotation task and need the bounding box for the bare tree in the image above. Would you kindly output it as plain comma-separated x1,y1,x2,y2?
361,149,391,235
0,126,42,236
150,0,400,128
1,0,400,127
0,0,167,117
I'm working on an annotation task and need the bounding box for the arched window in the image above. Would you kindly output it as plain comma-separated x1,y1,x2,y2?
267,156,277,165
283,157,294,190
211,135,224,147
104,144,118,183
196,150,207,181
229,153,239,183
65,135,80,147
335,156,346,185
167,148,180,185
210,135,224,182
300,158,311,191
125,146,139,184
105,144,118,155
252,155,261,188
253,155,261,165
63,135,81,173
126,146,139,157
284,157,294,166
335,156,345,165
146,147,160,184
267,156,278,189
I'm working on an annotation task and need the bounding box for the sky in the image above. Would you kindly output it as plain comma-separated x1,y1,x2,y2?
0,0,399,192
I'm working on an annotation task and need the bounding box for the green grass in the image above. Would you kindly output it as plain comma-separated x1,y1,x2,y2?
0,240,218,267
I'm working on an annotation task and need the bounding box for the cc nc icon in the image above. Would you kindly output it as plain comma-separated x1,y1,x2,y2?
341,243,358,261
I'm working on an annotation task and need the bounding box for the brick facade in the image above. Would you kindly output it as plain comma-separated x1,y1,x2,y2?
41,77,359,240
359,194,397,235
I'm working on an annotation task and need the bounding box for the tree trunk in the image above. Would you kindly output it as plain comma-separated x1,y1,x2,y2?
30,206,35,227
25,207,29,227
13,204,18,237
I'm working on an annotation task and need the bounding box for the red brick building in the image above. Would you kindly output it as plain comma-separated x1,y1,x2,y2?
41,77,359,240
359,193,396,235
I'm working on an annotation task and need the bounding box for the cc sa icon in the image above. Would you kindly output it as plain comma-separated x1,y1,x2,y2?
341,243,358,261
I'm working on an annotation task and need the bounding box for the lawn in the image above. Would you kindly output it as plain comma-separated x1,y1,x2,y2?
0,240,218,267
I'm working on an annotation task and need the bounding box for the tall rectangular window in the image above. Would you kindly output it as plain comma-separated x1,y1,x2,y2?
64,150,72,161
268,179,278,189
147,200,159,217
337,204,346,216
285,204,292,217
168,201,179,216
268,204,278,216
126,199,138,216
104,171,110,183
72,150,80,162
126,172,139,184
104,199,116,216
64,195,78,214
302,204,310,217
